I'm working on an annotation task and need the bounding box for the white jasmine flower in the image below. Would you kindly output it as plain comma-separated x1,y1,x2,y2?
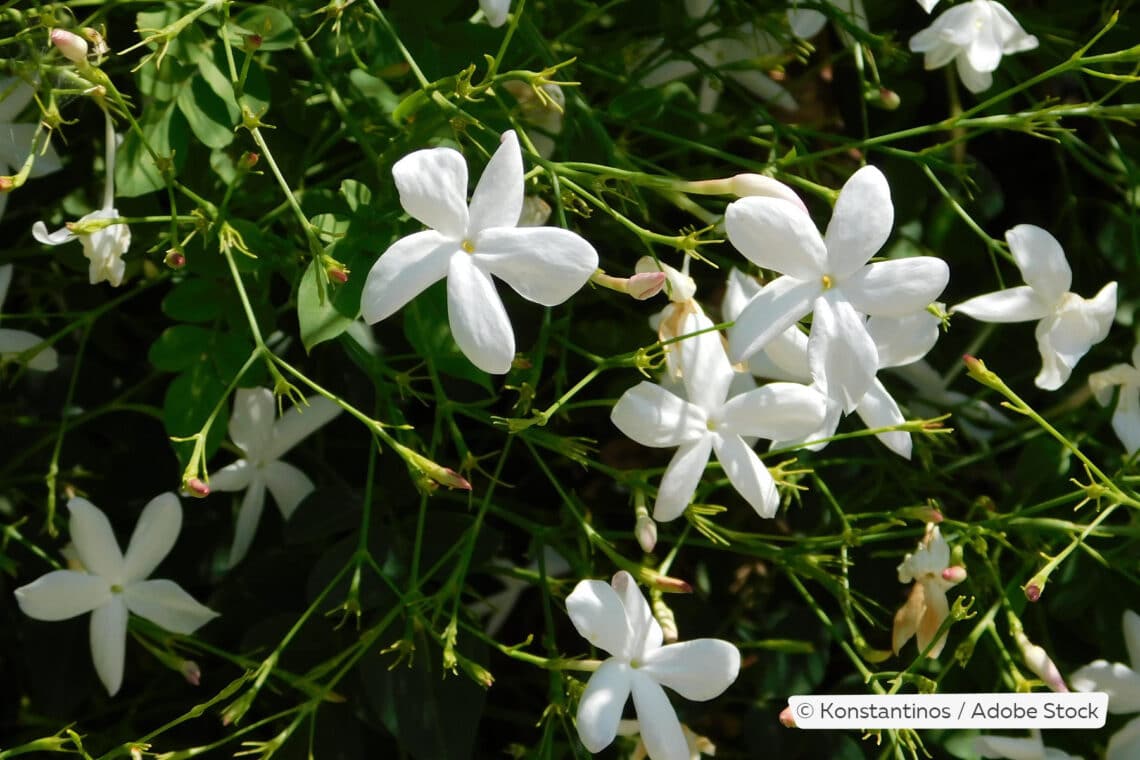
617,719,716,760
787,0,869,44
908,0,1038,93
479,0,510,27
1088,345,1140,455
360,130,598,374
611,309,826,521
467,547,570,636
0,264,57,371
1071,610,1140,760
974,729,1080,760
32,109,130,286
893,524,966,658
0,78,62,221
567,571,740,760
726,166,949,412
951,224,1117,391
13,494,218,695
208,388,342,566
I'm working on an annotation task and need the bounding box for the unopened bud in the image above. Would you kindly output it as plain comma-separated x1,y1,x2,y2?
646,571,692,594
634,514,658,553
627,271,668,300
941,566,967,584
867,87,901,110
164,250,186,269
394,443,472,491
181,659,202,686
0,176,12,192
329,267,348,284
779,705,797,728
239,152,259,170
729,173,808,212
51,29,89,64
244,34,263,51
1024,583,1041,603
184,477,211,498
1015,631,1067,692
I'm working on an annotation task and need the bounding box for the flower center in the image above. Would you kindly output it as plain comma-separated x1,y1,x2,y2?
461,239,476,254
706,419,718,432
821,274,834,290
110,584,124,594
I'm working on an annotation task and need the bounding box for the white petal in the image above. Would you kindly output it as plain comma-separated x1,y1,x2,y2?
14,570,111,620
952,286,1051,323
0,77,34,122
1125,609,1140,674
1070,660,1140,713
788,7,827,38
229,388,277,460
640,638,741,700
472,227,598,306
566,579,636,658
856,379,912,459
916,0,940,11
392,147,469,239
612,382,707,447
468,131,524,232
753,325,812,382
992,2,1038,53
68,498,125,582
209,459,254,492
727,276,819,363
1111,386,1140,455
123,578,219,634
722,269,759,322
725,70,798,112
32,220,76,246
28,134,62,178
842,258,950,317
90,597,128,695
576,660,632,753
824,166,894,279
965,5,1004,72
677,309,734,412
653,436,714,522
720,382,827,441
1034,283,1117,391
773,396,843,452
956,55,994,93
263,460,315,519
479,0,510,27
974,734,1044,760
447,252,515,374
267,396,341,460
809,293,879,413
711,434,779,518
0,328,59,371
360,231,457,324
629,672,688,760
612,570,663,659
1108,715,1140,760
122,492,181,582
867,310,941,369
1006,224,1071,304
229,478,267,567
639,59,700,88
0,262,10,305
725,197,826,280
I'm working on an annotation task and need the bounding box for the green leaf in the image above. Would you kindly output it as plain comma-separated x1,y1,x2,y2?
137,57,191,102
163,365,228,465
298,260,353,352
177,72,237,149
233,6,299,51
311,213,351,244
340,179,373,213
163,278,224,323
404,283,493,391
149,325,214,372
115,102,189,198
348,69,400,118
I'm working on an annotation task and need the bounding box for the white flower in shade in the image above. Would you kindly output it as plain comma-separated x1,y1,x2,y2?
1088,345,1140,455
787,0,869,44
501,80,564,159
726,166,949,412
974,729,1080,760
360,130,598,374
611,307,826,521
567,571,740,760
209,388,342,566
479,0,510,27
467,547,571,636
617,719,716,760
13,494,218,695
0,78,62,221
951,224,1117,391
32,109,129,286
0,264,57,371
908,0,1038,93
889,359,1011,443
1071,610,1140,760
893,524,967,658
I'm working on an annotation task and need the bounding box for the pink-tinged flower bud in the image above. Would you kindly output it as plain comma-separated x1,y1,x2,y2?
181,659,202,686
164,250,186,269
328,267,349,284
1014,632,1067,692
729,173,808,212
239,152,260,170
941,566,967,584
627,271,667,301
779,705,797,728
647,572,692,594
244,34,263,51
0,176,13,192
635,514,658,553
51,29,89,64
184,477,211,498
1024,584,1041,603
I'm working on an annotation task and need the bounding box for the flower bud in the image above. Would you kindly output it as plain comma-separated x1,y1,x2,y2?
729,173,808,211
51,29,89,64
394,443,472,491
627,271,667,300
0,176,13,193
244,34,263,51
1014,631,1067,692
634,513,658,553
181,659,202,686
779,705,797,728
183,477,211,498
1024,583,1041,603
239,152,260,170
164,250,186,269
941,566,967,584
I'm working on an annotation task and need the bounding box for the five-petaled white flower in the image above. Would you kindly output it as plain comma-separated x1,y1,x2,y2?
1088,345,1140,455
209,388,342,566
1071,609,1140,760
908,0,1038,94
567,571,740,760
13,494,218,695
0,264,57,371
361,130,598,374
478,0,510,27
32,109,130,286
611,307,826,521
893,524,966,658
951,224,1117,391
0,77,62,221
974,729,1080,760
725,165,949,413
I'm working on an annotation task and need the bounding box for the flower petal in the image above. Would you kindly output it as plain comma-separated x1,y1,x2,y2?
1108,715,1140,760
361,230,457,324
725,70,797,112
208,459,254,492
720,382,827,441
842,258,950,317
468,131,524,232
640,638,741,701
90,596,128,695
711,434,779,518
263,460,315,519
472,227,598,306
809,292,879,413
787,6,827,38
725,197,826,280
892,582,923,654
612,570,663,658
727,275,819,363
653,436,714,522
566,579,635,658
677,309,734,412
32,221,76,246
228,388,276,461
952,286,1051,323
1070,660,1140,713
974,734,1044,760
1006,224,1071,304
68,498,125,582
1125,609,1140,673
447,252,515,374
721,268,759,322
392,147,469,239
0,262,10,305
824,166,894,279
965,5,1004,72
916,581,951,657
867,310,941,369
955,55,994,93
123,578,219,634
1035,283,1118,391
630,672,688,760
478,0,510,27
122,492,181,582
229,478,267,568
576,660,632,753
14,570,111,620
1110,385,1140,455
856,379,912,459
612,382,707,447
267,396,342,460
992,2,1039,53
0,328,59,371
0,77,34,122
